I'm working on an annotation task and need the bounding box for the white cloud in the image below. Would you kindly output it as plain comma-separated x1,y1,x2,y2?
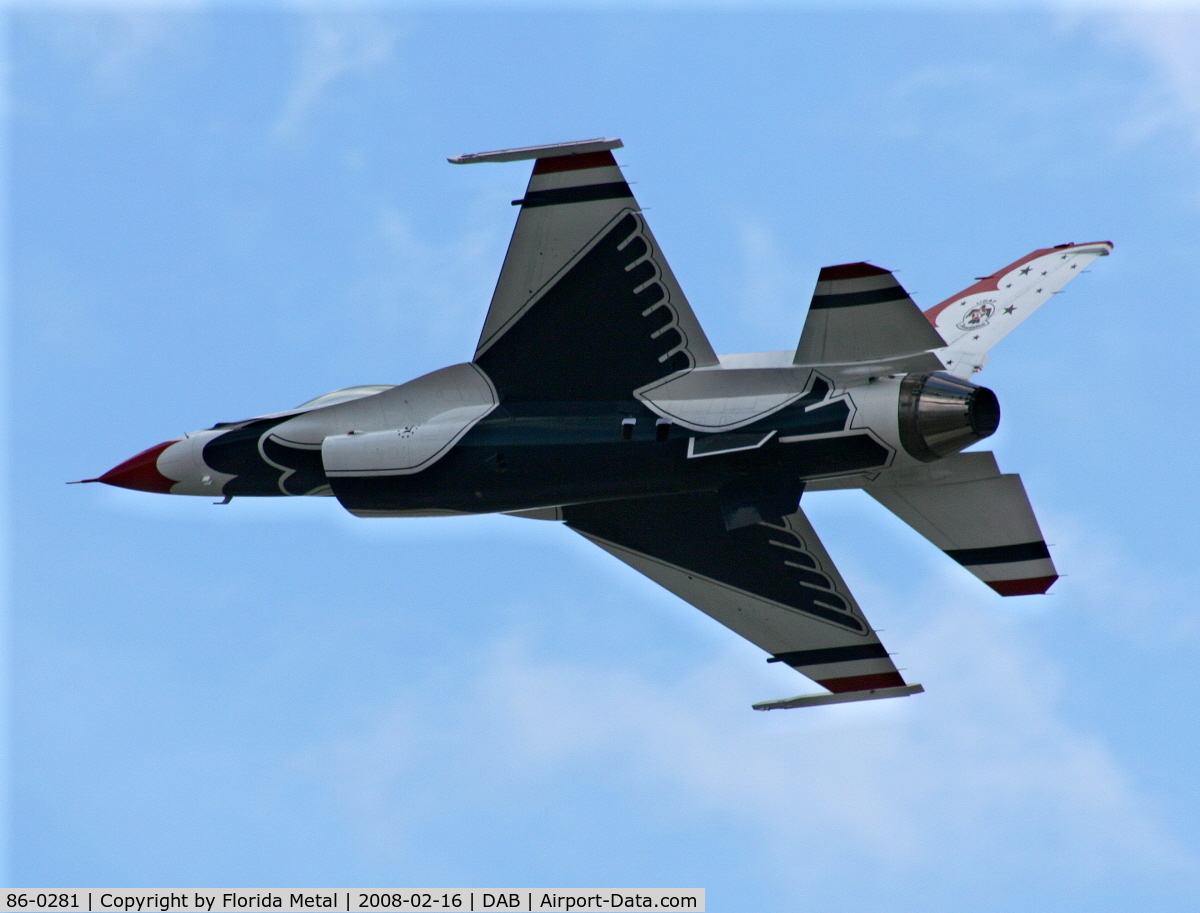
1080,7,1200,151
296,576,1196,897
1043,508,1200,648
272,10,404,139
17,6,195,96
478,601,1192,883
290,697,425,862
337,196,508,365
728,219,810,351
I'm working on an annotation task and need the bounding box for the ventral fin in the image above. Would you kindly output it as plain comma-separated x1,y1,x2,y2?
795,262,945,366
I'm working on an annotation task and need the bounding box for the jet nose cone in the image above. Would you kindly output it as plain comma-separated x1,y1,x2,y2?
95,440,181,493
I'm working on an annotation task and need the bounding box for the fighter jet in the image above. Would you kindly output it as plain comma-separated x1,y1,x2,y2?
82,138,1111,710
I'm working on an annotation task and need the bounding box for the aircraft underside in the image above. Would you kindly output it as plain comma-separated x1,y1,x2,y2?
201,389,893,517
82,137,1110,710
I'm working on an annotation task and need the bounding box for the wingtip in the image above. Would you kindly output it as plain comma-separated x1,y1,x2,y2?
752,683,925,711
1056,240,1114,254
817,261,890,281
988,575,1059,596
449,138,623,165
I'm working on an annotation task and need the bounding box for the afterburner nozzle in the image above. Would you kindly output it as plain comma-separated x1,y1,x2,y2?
897,372,1000,462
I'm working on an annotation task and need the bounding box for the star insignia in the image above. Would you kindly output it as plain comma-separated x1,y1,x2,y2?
1019,266,1032,275
1003,305,1016,314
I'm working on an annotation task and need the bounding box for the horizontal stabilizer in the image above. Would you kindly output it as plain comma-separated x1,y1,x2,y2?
753,683,924,711
795,262,946,366
868,451,1058,595
926,241,1113,377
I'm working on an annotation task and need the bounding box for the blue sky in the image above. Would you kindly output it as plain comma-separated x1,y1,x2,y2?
9,2,1200,909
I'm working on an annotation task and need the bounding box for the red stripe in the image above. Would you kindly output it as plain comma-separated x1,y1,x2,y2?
988,575,1058,596
818,672,906,693
532,150,618,174
923,241,1114,325
818,262,889,281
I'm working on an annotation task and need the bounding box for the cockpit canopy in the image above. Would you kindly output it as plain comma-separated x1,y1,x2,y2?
295,385,396,410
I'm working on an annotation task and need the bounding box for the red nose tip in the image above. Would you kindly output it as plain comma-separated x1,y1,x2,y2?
93,440,180,493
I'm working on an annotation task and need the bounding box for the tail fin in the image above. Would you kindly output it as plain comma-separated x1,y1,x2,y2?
452,139,718,401
926,241,1113,377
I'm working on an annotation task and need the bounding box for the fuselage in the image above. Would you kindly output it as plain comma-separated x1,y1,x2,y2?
94,357,999,520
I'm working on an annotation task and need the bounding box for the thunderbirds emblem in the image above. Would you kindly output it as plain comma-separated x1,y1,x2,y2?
957,299,996,331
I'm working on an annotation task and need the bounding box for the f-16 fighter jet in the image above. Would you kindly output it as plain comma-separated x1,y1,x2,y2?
83,139,1112,710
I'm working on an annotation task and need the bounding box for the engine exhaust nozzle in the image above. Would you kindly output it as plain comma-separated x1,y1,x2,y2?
898,372,1000,462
